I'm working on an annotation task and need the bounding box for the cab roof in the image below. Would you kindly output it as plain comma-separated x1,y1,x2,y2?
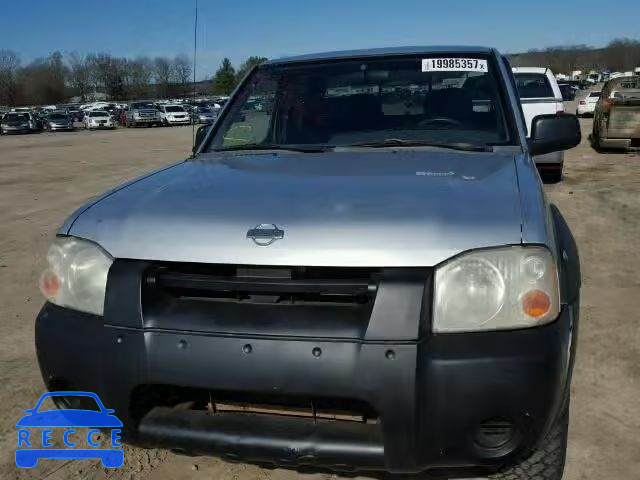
511,67,552,75
267,46,496,65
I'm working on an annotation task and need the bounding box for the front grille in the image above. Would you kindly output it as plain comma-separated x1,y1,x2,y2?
146,263,381,306
117,260,432,340
136,110,157,119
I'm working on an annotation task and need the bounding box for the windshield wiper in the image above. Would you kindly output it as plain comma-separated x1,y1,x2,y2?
212,143,334,153
347,139,493,152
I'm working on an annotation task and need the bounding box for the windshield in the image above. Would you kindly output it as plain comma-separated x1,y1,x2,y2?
588,92,601,98
48,114,67,120
618,79,640,89
132,103,155,109
4,113,29,122
89,111,109,117
206,54,511,151
165,106,185,112
514,73,554,98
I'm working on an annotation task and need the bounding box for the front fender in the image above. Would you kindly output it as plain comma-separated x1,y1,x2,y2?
549,204,580,413
550,204,581,305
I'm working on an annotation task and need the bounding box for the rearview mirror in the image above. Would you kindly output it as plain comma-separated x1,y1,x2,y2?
528,114,581,157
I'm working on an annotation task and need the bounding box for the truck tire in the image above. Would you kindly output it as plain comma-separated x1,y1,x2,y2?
489,401,569,480
547,166,563,183
592,119,604,152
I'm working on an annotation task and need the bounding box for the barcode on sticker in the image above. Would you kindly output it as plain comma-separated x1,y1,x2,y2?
422,58,488,73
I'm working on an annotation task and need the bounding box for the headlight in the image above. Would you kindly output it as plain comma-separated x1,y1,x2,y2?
39,237,113,315
434,246,559,332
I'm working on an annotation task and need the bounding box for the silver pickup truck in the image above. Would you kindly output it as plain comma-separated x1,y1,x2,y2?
36,46,581,479
124,102,161,127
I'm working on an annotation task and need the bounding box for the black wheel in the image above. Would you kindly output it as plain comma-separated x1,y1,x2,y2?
592,118,604,152
592,131,601,151
541,165,563,183
489,401,569,480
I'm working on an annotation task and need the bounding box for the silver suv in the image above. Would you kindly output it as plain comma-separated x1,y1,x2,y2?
36,46,581,480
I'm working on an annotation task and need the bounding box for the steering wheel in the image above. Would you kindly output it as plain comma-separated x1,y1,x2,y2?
417,117,463,128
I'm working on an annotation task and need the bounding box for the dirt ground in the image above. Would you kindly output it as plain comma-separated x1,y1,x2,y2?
0,110,638,480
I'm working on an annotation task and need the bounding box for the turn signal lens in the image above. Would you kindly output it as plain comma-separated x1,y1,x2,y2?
39,270,61,298
521,289,551,318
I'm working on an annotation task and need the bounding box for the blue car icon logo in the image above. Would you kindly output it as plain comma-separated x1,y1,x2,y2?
16,391,124,468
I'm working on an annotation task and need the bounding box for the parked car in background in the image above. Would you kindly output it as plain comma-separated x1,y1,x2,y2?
44,112,75,132
125,102,161,127
0,112,39,134
191,106,218,124
64,107,83,122
84,110,115,130
513,67,565,182
109,108,123,125
565,80,583,92
593,77,640,150
558,83,575,101
32,112,46,131
81,102,111,112
157,104,191,126
576,91,601,117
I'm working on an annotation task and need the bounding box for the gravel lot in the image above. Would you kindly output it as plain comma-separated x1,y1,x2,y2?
1,107,638,479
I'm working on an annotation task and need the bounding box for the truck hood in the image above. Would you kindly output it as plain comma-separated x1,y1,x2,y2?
67,150,523,267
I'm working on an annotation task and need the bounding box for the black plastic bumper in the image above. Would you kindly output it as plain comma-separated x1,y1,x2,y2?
35,301,577,474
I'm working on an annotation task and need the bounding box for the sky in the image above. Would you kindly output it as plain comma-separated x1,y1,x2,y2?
1,0,638,79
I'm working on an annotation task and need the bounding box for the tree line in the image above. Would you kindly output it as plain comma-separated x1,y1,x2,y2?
509,38,640,75
0,50,267,107
2,38,638,107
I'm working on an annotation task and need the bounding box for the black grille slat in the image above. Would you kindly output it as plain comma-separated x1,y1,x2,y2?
153,271,376,297
146,264,384,306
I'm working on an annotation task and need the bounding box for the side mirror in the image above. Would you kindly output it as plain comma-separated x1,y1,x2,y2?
528,113,581,157
193,125,208,154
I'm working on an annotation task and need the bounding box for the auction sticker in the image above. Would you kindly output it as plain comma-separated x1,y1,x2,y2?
422,58,488,72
